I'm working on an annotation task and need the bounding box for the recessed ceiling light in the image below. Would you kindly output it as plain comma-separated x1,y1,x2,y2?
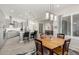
10,9,14,13
5,16,9,19
56,4,60,8
73,22,77,25
19,15,22,17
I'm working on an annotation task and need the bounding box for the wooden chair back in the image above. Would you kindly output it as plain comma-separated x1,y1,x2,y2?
34,39,43,55
64,39,71,54
23,32,29,37
57,33,65,39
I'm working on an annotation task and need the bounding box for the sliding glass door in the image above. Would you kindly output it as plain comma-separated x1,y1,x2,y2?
60,13,79,37
73,14,79,36
62,16,71,35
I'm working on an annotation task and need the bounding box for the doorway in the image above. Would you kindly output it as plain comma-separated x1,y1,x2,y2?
39,23,43,34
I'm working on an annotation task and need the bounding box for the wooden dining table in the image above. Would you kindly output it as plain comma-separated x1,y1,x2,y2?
38,37,65,55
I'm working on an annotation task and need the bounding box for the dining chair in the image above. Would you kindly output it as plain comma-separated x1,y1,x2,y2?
30,32,34,38
57,33,65,39
33,31,37,39
34,39,43,55
53,39,71,55
23,32,29,41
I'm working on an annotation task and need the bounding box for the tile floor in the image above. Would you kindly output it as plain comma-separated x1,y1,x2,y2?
0,36,79,55
0,36,36,55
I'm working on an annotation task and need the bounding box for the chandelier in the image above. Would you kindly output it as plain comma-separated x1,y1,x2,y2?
45,4,54,21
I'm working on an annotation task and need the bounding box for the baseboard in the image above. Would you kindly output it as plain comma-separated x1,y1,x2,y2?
70,46,79,53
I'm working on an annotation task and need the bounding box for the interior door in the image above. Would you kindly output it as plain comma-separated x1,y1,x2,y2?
39,23,43,34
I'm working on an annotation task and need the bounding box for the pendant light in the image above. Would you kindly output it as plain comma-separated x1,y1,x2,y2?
45,4,54,21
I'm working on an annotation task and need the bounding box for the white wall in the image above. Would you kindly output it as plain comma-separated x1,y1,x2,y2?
44,23,52,30
0,9,6,27
0,9,6,48
0,9,5,39
53,16,58,37
28,20,39,32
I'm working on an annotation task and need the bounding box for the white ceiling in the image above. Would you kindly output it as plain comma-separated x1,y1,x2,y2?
0,4,79,21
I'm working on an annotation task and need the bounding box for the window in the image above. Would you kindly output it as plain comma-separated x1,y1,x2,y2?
59,13,79,37
73,14,79,36
62,16,71,35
